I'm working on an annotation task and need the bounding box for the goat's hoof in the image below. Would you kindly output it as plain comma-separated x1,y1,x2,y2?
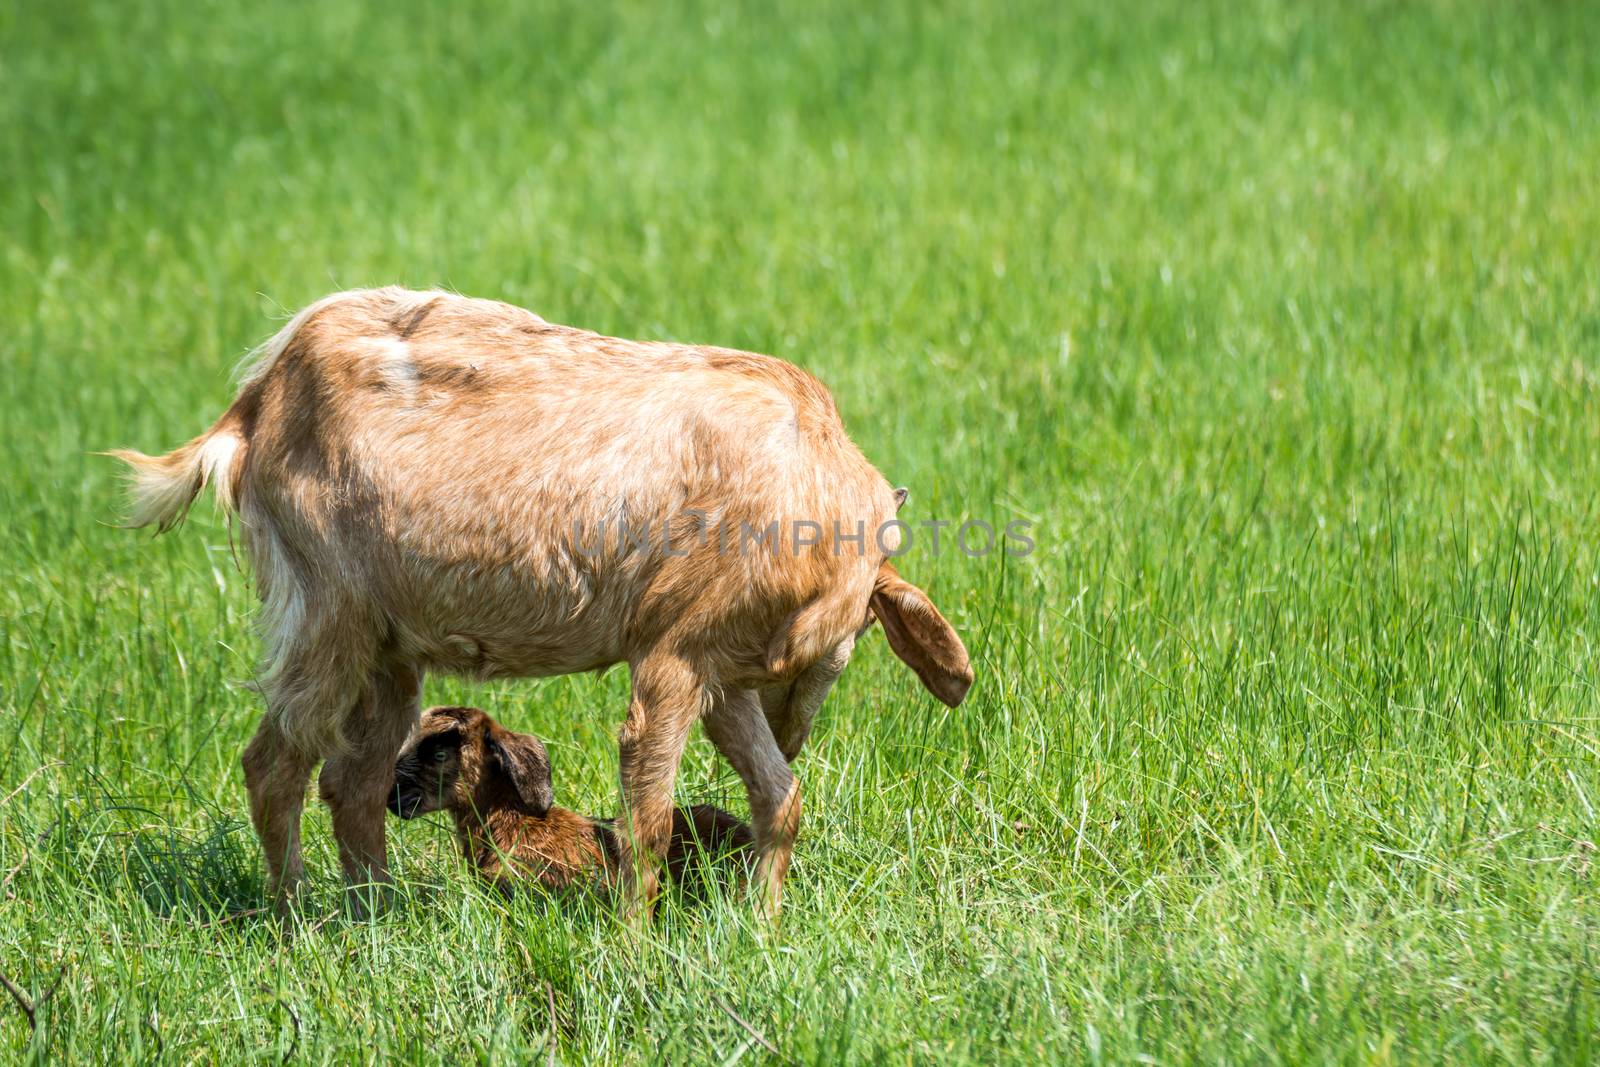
343,880,397,920
753,896,782,930
618,891,656,936
267,872,308,921
619,901,650,934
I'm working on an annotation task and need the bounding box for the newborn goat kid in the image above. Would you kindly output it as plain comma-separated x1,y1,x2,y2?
390,706,751,894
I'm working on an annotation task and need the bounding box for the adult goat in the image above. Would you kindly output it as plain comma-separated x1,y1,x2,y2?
113,288,972,920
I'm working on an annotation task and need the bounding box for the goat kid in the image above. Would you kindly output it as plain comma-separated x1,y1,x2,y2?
389,705,751,896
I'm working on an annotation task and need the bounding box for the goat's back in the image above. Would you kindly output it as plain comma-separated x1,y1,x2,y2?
231,288,893,684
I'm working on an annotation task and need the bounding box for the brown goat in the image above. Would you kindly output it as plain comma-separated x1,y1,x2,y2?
388,705,751,896
112,287,972,921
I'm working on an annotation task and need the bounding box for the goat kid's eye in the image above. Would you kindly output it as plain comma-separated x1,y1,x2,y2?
432,748,448,763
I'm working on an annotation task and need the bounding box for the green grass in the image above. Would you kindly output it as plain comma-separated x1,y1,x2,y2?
3,0,1599,1061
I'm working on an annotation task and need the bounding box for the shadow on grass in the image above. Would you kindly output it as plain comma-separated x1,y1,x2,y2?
42,797,755,947
75,806,264,920
73,810,464,930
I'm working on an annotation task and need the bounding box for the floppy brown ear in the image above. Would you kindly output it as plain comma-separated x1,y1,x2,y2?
870,562,973,707
486,726,554,815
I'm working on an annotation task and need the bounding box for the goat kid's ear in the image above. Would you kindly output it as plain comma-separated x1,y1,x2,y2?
870,562,974,707
486,726,554,816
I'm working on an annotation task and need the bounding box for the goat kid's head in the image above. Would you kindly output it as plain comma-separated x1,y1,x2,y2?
389,705,554,820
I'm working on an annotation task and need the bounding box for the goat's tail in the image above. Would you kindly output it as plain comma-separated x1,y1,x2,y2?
106,408,248,532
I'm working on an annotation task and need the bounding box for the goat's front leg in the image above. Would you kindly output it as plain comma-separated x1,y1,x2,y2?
705,688,800,923
617,649,704,926
761,633,855,762
318,663,423,916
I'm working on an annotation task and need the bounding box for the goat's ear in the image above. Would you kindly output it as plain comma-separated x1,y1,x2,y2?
486,726,554,815
870,562,973,707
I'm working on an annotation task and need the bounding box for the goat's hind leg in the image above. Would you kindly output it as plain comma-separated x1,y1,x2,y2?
241,718,317,910
318,662,423,917
244,600,377,913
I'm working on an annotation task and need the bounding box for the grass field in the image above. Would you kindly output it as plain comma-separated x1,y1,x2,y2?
4,0,1600,1061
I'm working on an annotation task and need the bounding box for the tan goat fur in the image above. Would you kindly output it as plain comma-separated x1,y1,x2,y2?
113,287,973,920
